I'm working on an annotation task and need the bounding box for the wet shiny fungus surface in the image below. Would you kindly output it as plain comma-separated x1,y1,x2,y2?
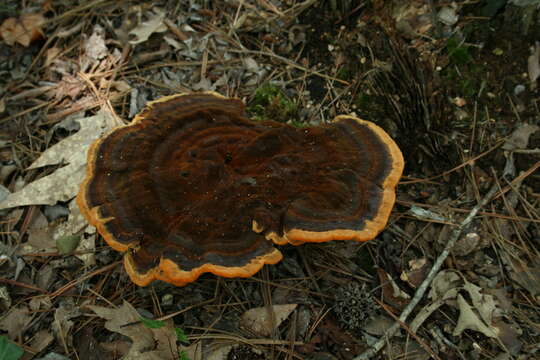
77,92,404,286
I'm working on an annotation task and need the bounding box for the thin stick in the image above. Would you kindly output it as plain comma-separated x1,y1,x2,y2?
353,184,499,360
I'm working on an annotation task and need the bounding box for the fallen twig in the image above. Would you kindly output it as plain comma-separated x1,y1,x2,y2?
353,184,499,360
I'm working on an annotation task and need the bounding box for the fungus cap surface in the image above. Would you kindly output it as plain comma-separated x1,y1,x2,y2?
77,92,404,286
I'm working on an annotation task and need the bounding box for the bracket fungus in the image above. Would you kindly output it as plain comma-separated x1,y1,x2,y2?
78,92,404,286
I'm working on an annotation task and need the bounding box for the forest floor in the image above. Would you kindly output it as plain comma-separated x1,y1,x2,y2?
0,1,539,360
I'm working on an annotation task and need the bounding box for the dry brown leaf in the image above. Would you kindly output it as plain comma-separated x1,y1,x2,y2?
0,13,45,47
400,257,429,288
0,305,33,339
27,209,55,250
99,340,131,358
502,123,540,151
508,260,540,297
28,329,54,355
53,301,82,350
45,47,62,67
240,304,297,336
377,268,410,311
89,301,178,360
128,8,167,45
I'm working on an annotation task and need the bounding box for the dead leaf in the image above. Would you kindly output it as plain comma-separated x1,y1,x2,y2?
84,25,108,63
53,301,82,349
206,343,235,360
53,74,87,100
463,281,498,325
400,258,429,288
453,294,498,338
0,13,45,47
51,200,95,263
240,304,297,336
0,286,11,309
89,301,178,360
128,8,167,45
428,270,461,301
502,123,540,150
45,47,62,67
437,6,459,26
377,268,410,311
412,270,507,340
27,209,55,250
493,320,522,355
0,305,33,339
508,260,540,296
363,314,394,336
27,329,54,356
528,42,540,83
0,109,117,209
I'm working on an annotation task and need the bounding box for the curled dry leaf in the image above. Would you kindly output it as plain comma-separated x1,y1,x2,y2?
88,301,178,360
400,257,430,288
0,13,45,47
377,268,410,311
128,8,167,45
240,304,297,337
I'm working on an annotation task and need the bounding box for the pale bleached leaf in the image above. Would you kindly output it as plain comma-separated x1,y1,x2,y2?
453,294,498,338
0,109,117,209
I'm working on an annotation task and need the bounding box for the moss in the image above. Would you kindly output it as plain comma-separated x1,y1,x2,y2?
353,93,388,117
446,37,473,65
442,36,485,98
248,84,301,125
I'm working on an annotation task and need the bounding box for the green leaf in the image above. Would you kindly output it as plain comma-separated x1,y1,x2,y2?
0,336,24,360
56,235,80,255
175,328,189,343
140,317,165,329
